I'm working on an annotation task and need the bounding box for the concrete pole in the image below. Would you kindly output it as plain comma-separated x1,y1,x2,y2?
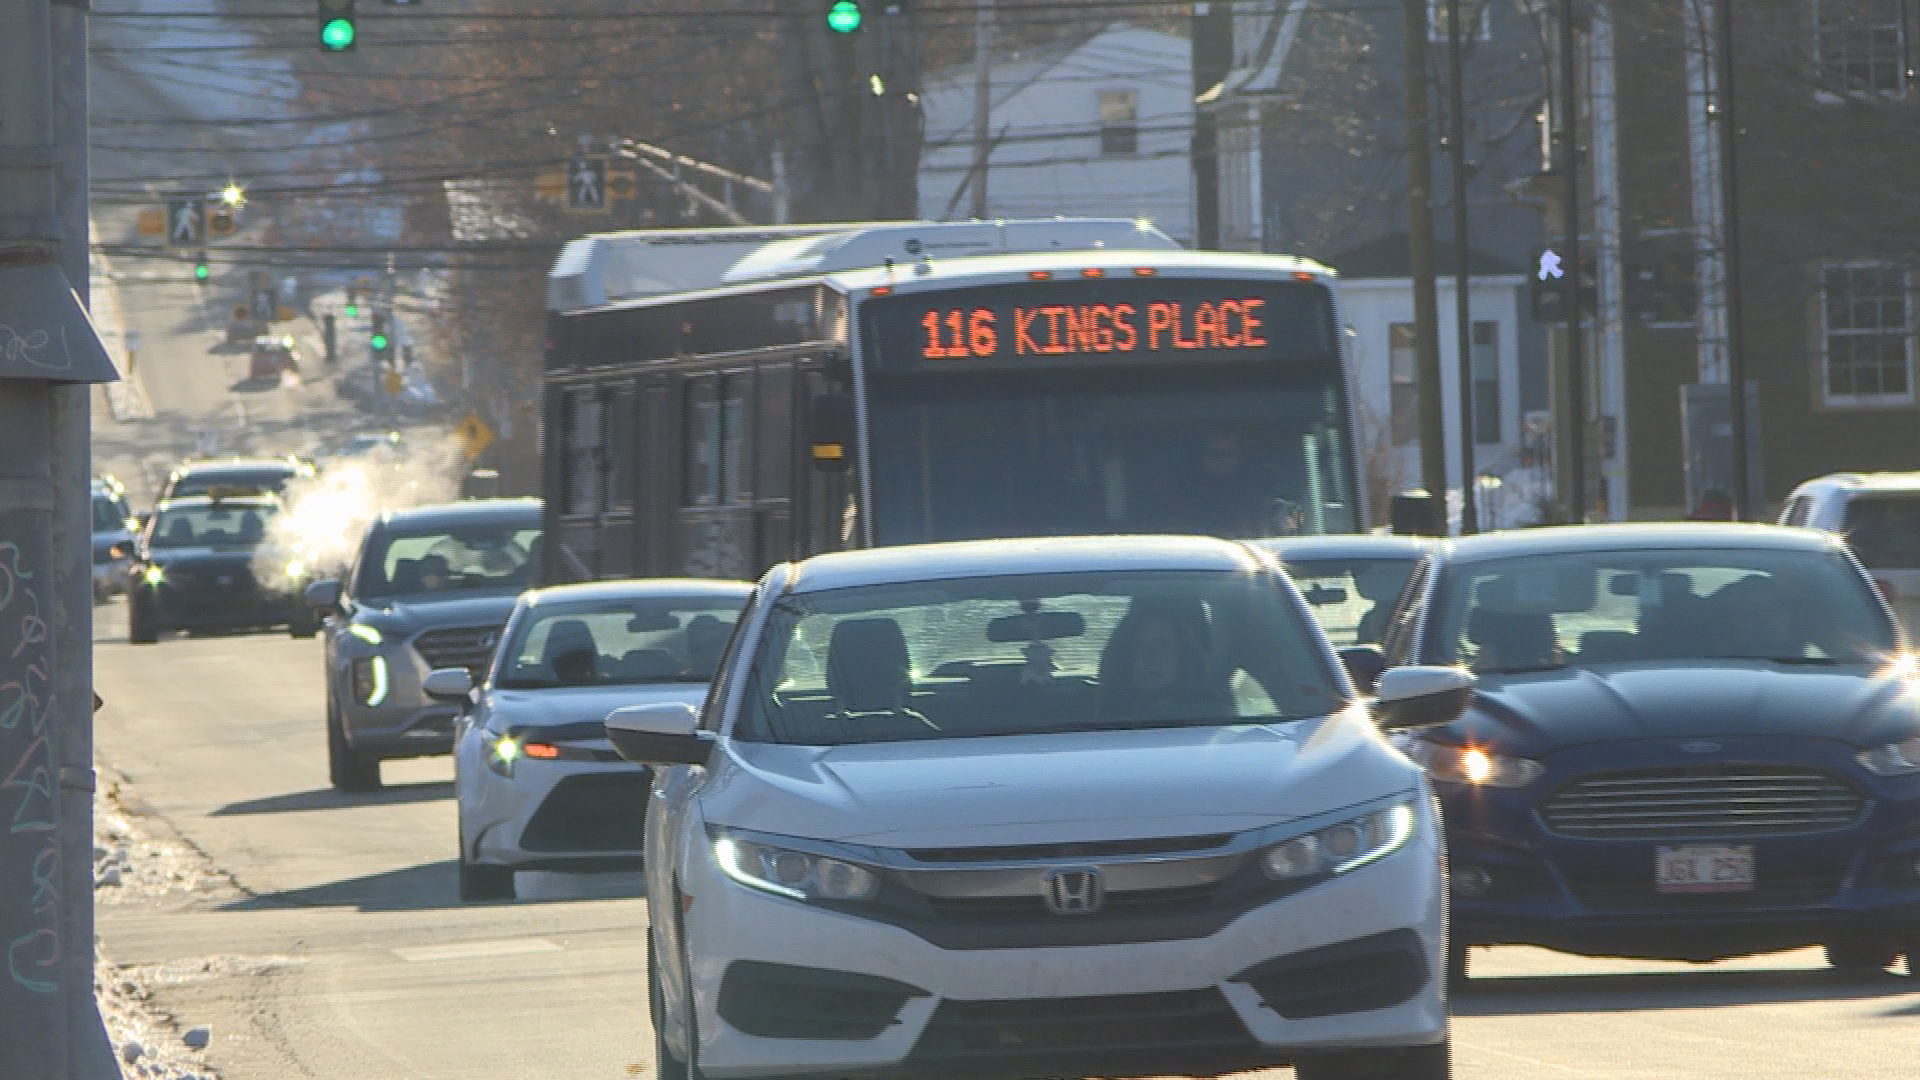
1444,0,1477,533
1558,0,1588,523
1402,0,1449,507
0,1,74,1076
50,1,118,1075
1714,0,1751,519
969,0,993,220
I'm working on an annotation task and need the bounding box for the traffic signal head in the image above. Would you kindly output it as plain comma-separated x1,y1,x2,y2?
344,289,358,317
318,0,356,51
370,313,390,354
826,0,863,33
193,256,210,282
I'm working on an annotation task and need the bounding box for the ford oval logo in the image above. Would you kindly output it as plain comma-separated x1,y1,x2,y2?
1679,740,1723,755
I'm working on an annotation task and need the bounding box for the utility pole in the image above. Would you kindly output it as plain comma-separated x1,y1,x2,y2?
1557,0,1587,523
1715,0,1750,519
970,0,994,220
1403,0,1449,508
0,2,118,1079
1444,0,1477,533
1192,2,1235,250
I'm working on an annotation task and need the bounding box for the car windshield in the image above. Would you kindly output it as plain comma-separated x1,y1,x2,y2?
149,503,279,550
739,569,1346,746
92,493,131,533
353,524,540,601
1426,547,1896,673
1842,495,1920,570
1280,557,1419,648
170,469,293,498
495,595,746,689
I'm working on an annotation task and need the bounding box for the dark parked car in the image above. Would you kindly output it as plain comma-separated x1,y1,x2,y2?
308,498,542,792
127,494,316,643
1373,524,1920,981
92,475,136,603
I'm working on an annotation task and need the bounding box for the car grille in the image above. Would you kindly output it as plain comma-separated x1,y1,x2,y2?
910,989,1251,1064
411,624,502,675
1540,766,1866,840
520,773,650,854
904,834,1235,863
924,883,1219,921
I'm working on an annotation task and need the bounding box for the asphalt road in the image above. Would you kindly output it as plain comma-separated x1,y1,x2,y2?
88,608,1920,1080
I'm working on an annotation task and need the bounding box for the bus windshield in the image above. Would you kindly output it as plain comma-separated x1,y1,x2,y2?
867,366,1355,544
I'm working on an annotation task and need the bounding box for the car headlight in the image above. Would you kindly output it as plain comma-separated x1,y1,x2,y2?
141,565,165,587
1403,741,1543,788
484,730,521,778
351,655,389,707
348,624,383,646
1858,736,1920,776
284,558,307,581
1259,801,1418,880
712,830,880,903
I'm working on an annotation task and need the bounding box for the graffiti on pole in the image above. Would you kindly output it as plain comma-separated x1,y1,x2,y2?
0,533,60,995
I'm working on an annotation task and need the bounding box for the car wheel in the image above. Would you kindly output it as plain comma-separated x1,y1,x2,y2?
1446,942,1469,993
288,607,319,639
1294,1037,1450,1080
128,596,159,645
326,697,383,793
1827,936,1897,974
457,857,515,902
650,937,692,1080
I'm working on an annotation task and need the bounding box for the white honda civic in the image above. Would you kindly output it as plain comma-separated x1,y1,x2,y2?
607,536,1473,1080
442,578,751,902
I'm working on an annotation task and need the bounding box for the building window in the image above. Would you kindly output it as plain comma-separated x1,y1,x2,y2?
1822,263,1914,407
1815,0,1907,100
1099,90,1138,156
1427,0,1491,43
1390,323,1418,446
1471,321,1501,444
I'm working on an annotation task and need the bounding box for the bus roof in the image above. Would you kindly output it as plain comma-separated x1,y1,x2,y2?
547,218,1179,312
821,249,1338,295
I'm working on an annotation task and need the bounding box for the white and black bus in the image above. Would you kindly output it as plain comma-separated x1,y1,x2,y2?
542,221,1365,582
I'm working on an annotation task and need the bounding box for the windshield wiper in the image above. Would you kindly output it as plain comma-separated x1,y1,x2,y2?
1484,663,1568,675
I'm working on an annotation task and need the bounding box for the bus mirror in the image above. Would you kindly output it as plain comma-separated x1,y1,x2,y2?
809,391,856,473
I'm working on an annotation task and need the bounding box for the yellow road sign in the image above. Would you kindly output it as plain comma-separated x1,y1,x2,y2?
137,208,166,236
536,169,567,200
457,411,495,460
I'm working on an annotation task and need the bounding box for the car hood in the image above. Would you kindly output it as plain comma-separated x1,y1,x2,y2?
487,682,707,740
1446,661,1919,755
148,546,263,564
700,710,1419,848
355,592,521,634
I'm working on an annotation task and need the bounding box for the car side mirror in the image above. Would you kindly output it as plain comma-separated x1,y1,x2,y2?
605,703,713,767
304,579,342,613
1339,645,1390,695
423,668,474,704
1372,666,1475,731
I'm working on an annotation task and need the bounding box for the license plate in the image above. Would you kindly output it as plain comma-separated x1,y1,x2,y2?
1655,845,1754,894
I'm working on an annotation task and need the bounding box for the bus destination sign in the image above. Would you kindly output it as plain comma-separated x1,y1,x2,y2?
863,278,1333,372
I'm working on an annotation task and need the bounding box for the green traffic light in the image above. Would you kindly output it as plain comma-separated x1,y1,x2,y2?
826,0,862,33
370,333,389,351
345,303,358,317
193,262,209,282
320,17,355,50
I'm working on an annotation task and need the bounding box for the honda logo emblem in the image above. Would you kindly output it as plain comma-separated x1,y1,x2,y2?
1043,867,1105,915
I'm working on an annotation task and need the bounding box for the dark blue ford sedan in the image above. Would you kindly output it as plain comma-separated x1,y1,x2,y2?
1371,524,1920,982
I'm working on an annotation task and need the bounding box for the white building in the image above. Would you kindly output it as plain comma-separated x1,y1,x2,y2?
918,24,1195,244
1338,271,1542,530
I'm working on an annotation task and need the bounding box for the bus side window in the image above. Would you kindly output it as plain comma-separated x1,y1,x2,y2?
608,386,635,512
721,372,751,505
685,377,720,508
565,388,603,518
758,364,793,502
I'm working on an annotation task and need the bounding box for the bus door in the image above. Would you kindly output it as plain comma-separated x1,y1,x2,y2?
678,371,756,580
798,363,862,555
754,361,795,572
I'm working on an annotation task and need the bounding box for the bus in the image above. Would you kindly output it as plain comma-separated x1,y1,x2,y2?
542,220,1363,582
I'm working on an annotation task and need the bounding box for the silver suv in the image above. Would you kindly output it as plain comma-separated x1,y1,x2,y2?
1781,472,1920,632
307,498,542,792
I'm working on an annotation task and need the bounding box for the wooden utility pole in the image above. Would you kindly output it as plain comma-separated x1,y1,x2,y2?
1558,0,1587,522
1445,0,1478,533
1403,0,1449,505
1715,0,1751,518
970,0,994,219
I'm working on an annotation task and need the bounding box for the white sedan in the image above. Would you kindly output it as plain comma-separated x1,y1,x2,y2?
440,578,751,902
608,536,1473,1080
